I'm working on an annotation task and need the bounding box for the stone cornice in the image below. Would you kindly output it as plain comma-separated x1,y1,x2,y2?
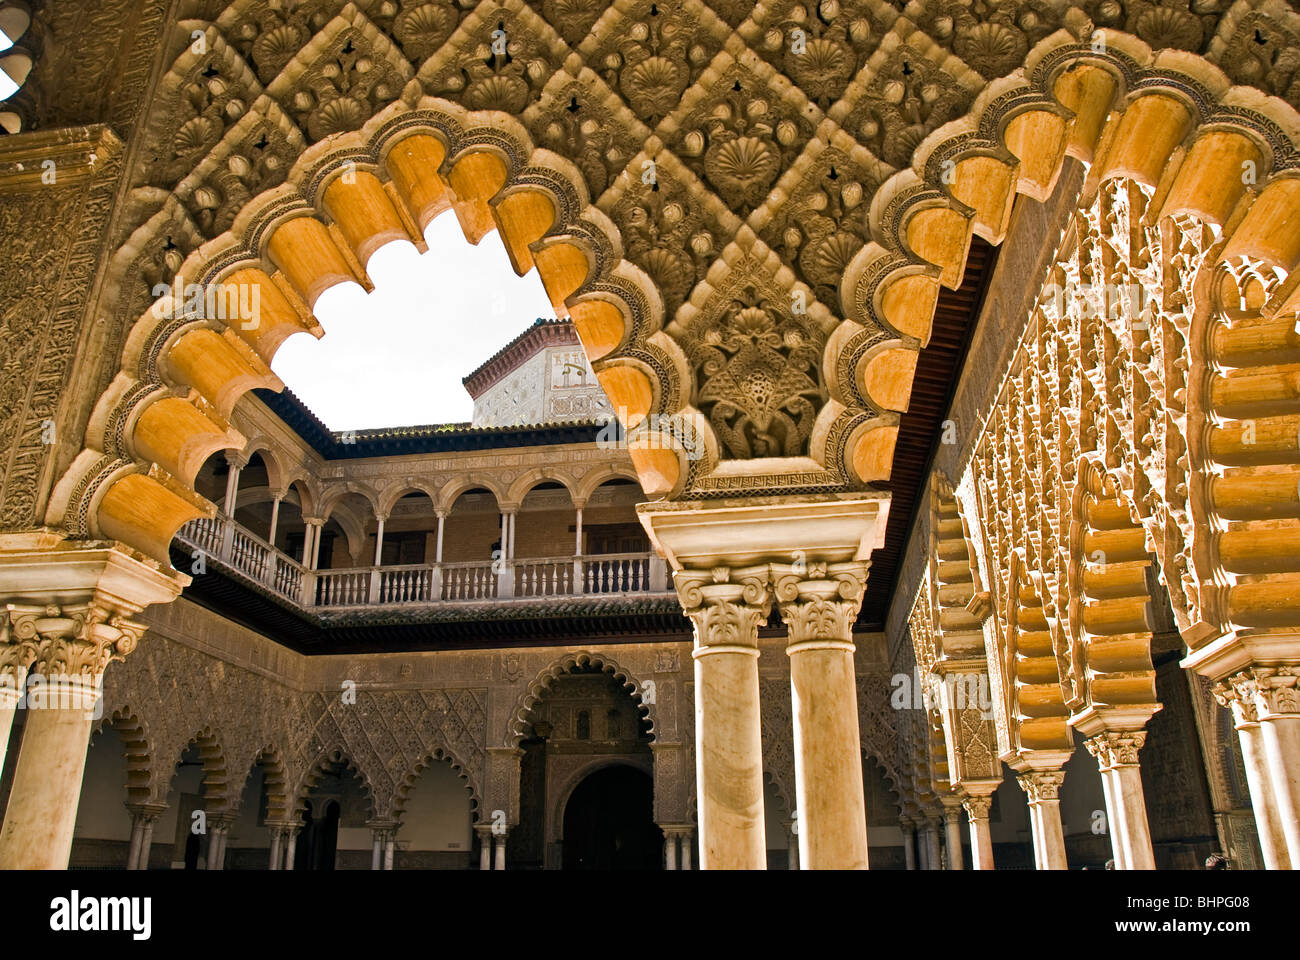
0,124,123,193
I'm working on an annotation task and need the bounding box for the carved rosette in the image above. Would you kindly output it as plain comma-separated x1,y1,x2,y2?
673,565,771,653
1084,731,1148,771
772,561,867,649
1016,770,1066,804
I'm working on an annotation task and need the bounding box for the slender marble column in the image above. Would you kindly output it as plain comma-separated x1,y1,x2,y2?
138,815,157,871
283,827,299,870
923,818,942,870
493,831,507,871
680,828,693,870
786,822,798,871
1085,731,1156,870
664,829,678,870
1215,681,1291,868
0,672,104,868
477,825,492,870
676,566,770,869
1017,770,1068,870
373,517,386,566
268,495,281,547
384,833,396,870
942,803,965,870
962,794,996,870
268,828,283,871
127,815,146,871
370,830,383,870
0,666,26,776
900,819,917,870
773,562,869,869
1249,669,1300,866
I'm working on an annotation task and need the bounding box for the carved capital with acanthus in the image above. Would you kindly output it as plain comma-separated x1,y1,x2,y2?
674,565,771,653
1240,666,1300,719
1212,675,1259,727
771,561,867,650
1084,730,1147,771
1016,769,1066,804
1,604,44,689
19,602,147,682
961,794,993,821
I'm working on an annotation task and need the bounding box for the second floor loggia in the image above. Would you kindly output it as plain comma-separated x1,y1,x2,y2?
176,448,670,614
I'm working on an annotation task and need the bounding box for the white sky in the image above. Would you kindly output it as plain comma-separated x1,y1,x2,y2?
272,211,557,430
0,29,17,100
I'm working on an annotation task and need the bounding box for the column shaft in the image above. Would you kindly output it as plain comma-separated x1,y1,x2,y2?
1235,720,1291,868
493,834,506,871
127,817,145,871
1257,712,1300,865
269,829,283,871
788,642,868,868
139,819,155,870
943,811,964,870
0,672,25,775
665,831,677,871
0,677,100,868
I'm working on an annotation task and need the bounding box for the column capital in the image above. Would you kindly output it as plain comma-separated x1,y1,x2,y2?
13,602,147,681
770,561,867,649
1227,666,1300,720
1213,674,1260,726
674,565,771,653
961,794,993,821
125,801,168,823
1084,730,1147,771
1016,769,1066,803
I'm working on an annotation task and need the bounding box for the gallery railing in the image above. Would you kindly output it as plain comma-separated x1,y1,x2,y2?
176,516,669,611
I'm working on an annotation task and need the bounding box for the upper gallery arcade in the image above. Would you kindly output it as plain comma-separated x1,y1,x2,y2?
1,0,1300,870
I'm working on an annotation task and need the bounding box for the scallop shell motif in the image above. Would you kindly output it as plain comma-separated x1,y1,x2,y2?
640,246,695,314
1135,7,1203,51
307,96,367,141
786,38,853,104
394,3,457,61
622,56,686,119
251,24,303,83
954,22,1028,79
703,136,781,211
465,74,530,113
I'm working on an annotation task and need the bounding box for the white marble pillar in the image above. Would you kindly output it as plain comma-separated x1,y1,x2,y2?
664,829,678,870
962,794,996,870
1017,770,1068,870
923,818,942,871
1217,683,1292,868
1084,731,1155,870
676,567,770,869
493,831,507,871
942,803,965,870
300,521,315,566
268,827,283,871
774,563,869,869
0,673,103,869
283,827,299,870
370,831,383,870
267,495,281,547
901,819,917,870
0,665,25,776
1230,668,1300,867
681,829,693,870
126,814,146,871
384,832,396,870
223,459,243,517
477,825,492,870
435,513,445,563
373,516,386,566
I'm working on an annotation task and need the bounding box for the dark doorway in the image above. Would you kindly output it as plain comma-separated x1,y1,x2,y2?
562,765,661,870
295,799,341,870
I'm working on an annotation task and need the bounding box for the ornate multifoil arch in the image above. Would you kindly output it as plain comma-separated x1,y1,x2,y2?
507,648,654,747
924,479,1001,785
233,743,293,824
167,725,233,815
392,746,481,823
1066,456,1162,724
94,707,155,807
291,745,379,821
